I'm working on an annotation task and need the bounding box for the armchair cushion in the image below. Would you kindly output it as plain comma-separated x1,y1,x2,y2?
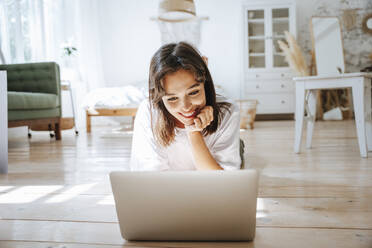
8,91,59,110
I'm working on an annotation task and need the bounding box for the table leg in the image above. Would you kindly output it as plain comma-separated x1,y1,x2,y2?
364,78,372,151
352,78,367,158
294,82,306,153
306,90,319,149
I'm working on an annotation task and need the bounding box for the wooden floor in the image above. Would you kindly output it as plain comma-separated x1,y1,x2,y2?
1,120,371,248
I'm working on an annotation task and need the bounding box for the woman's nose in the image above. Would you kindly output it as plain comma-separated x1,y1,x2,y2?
181,97,192,112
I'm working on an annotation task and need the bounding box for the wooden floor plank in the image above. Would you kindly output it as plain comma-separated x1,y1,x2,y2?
1,120,372,247
0,194,371,229
0,220,371,248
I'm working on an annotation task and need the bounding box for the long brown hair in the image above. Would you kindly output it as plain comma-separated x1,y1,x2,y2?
149,42,231,147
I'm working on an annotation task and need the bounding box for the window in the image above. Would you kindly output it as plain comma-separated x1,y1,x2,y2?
0,0,39,63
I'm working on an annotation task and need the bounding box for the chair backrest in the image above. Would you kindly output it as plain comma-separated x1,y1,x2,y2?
0,62,60,95
311,17,345,75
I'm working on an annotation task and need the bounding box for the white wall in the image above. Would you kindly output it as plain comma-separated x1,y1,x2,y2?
98,0,160,87
97,0,371,100
98,0,244,99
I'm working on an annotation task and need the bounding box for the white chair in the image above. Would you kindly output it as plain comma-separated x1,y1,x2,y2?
293,17,372,158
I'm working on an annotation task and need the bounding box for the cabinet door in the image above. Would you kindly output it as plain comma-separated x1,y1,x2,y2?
245,5,295,71
246,8,266,69
270,7,291,68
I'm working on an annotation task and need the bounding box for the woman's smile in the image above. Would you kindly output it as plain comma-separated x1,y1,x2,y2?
179,109,199,118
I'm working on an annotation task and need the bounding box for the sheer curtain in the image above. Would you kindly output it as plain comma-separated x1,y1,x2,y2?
0,0,105,90
0,0,105,129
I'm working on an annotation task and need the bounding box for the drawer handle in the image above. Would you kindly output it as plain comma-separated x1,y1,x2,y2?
256,85,260,89
281,84,285,88
281,100,286,104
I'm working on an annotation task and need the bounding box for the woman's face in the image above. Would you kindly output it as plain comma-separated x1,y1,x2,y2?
162,69,206,127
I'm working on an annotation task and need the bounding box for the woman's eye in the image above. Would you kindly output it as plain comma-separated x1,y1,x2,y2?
167,97,178,102
189,90,199,96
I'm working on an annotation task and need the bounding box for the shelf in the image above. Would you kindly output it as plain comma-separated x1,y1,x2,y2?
272,17,289,23
248,19,264,23
249,53,265,57
248,36,265,40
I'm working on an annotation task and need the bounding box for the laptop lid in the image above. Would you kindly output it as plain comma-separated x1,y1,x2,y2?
110,170,258,241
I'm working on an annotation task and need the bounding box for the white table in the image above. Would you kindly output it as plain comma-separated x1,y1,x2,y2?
293,72,372,158
0,71,7,173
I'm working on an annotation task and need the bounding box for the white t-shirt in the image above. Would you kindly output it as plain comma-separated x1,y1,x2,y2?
130,96,241,171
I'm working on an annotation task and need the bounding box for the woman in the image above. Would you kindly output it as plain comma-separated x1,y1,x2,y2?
130,42,241,171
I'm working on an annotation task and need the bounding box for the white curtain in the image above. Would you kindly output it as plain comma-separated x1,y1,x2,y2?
74,0,105,91
0,0,105,91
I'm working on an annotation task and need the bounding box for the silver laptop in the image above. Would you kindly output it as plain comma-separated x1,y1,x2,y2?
110,170,258,241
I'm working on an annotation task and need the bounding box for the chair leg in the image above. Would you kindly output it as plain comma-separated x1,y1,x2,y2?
306,90,318,149
364,78,372,151
55,121,61,140
294,82,306,153
352,80,367,158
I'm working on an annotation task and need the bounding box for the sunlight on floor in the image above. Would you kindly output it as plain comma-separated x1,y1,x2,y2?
45,183,97,203
0,186,14,193
0,186,63,204
97,195,115,205
256,198,267,218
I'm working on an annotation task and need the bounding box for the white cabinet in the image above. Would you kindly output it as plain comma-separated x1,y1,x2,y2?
242,0,296,114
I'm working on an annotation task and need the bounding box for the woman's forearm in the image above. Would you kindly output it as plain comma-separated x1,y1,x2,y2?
187,132,223,170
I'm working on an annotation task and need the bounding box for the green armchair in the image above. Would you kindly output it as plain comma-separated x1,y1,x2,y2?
0,62,62,140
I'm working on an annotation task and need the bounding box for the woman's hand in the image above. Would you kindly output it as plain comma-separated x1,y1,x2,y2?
185,106,214,132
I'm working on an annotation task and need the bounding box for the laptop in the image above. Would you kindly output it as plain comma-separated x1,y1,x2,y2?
110,169,258,241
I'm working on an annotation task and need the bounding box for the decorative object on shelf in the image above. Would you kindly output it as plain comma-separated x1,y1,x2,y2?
62,46,77,57
61,38,78,68
362,13,372,34
151,0,208,48
277,31,309,76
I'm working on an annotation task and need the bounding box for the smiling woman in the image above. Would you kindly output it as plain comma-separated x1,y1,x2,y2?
130,42,241,171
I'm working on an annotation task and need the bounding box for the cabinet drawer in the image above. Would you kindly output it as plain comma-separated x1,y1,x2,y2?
245,80,294,94
245,93,294,114
245,71,294,80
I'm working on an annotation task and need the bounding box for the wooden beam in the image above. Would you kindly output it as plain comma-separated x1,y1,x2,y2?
87,108,137,117
8,117,60,128
86,108,138,133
